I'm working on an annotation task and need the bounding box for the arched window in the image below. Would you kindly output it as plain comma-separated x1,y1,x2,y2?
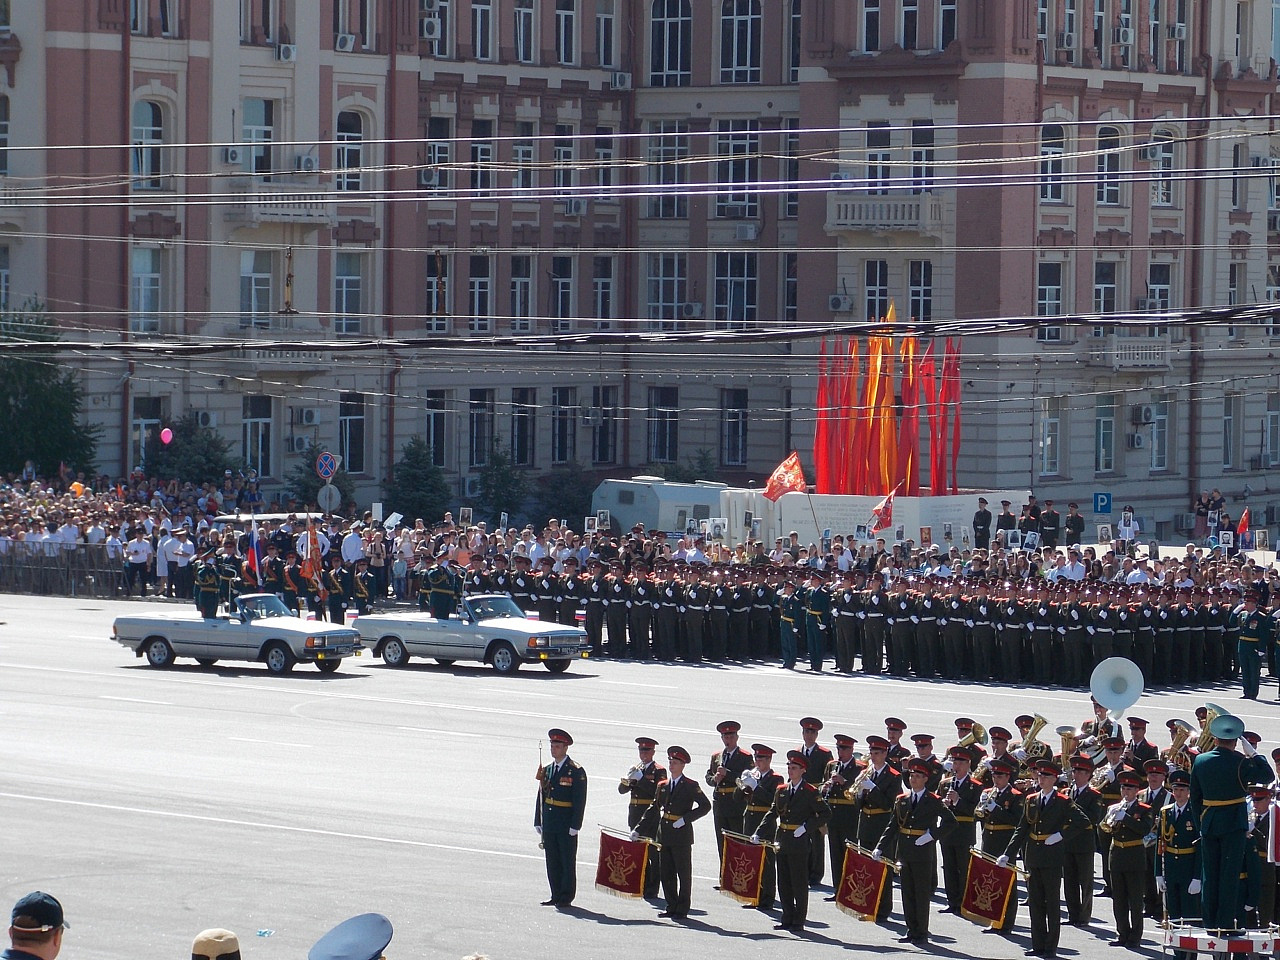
1039,124,1065,202
650,0,691,87
1096,126,1121,205
336,110,363,191
131,100,165,189
1149,130,1175,207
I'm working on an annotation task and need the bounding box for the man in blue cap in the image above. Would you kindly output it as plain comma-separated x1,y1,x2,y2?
5,892,68,960
536,728,588,908
1190,713,1273,934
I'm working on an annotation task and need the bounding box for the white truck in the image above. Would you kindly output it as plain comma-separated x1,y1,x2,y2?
353,593,590,674
112,593,364,675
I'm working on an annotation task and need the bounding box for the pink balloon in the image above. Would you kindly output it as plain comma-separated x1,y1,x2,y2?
160,428,173,445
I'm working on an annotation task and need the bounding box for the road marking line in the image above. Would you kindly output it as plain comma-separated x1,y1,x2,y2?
600,680,675,689
100,696,173,706
228,737,311,748
397,727,484,738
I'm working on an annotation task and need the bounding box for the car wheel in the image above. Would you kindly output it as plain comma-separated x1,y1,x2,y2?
490,641,521,674
195,658,218,667
434,658,456,667
144,637,174,669
315,658,341,674
264,642,295,675
544,660,571,674
382,637,410,667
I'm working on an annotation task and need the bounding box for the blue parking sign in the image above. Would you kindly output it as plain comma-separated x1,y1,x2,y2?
1093,492,1112,515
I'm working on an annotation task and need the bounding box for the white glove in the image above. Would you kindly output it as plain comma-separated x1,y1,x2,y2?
965,620,974,627
910,615,920,624
535,825,542,836
625,601,632,608
1087,626,1095,635
1045,831,1062,846
1012,748,1028,761
996,855,1009,868
678,606,686,614
1155,877,1166,894
673,817,686,828
859,778,875,793
630,829,639,842
871,848,883,862
1188,879,1202,895
750,834,761,845
915,832,934,846
741,772,758,790
1104,766,1117,782
569,828,579,837
942,759,954,772
819,623,827,631
629,769,644,781
1241,737,1258,758
794,823,807,838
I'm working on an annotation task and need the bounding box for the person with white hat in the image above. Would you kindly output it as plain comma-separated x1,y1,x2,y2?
191,929,240,960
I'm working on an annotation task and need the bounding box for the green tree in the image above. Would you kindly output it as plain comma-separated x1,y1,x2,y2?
530,461,598,529
383,435,452,524
474,441,523,525
286,439,356,514
650,448,720,484
146,413,240,485
0,304,100,477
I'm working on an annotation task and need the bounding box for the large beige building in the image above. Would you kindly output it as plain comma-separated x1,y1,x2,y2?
5,1,1280,534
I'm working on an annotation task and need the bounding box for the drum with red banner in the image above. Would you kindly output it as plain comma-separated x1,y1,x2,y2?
594,830,652,898
960,850,1018,926
719,833,770,905
835,844,891,920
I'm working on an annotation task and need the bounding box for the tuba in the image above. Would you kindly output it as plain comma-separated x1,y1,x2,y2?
1163,719,1197,769
958,722,989,749
1056,724,1079,763
1194,702,1228,754
1020,715,1050,754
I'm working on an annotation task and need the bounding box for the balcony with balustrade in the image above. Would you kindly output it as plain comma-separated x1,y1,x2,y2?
825,190,950,239
224,179,336,228
1084,332,1172,370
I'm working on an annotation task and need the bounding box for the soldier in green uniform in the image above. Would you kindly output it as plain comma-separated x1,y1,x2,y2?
874,757,957,946
908,733,946,793
1062,754,1105,927
832,572,860,672
778,578,801,669
821,733,862,898
747,568,776,661
939,580,970,680
536,727,587,908
797,717,834,885
618,736,665,899
634,745,712,919
705,720,752,867
533,557,560,622
860,577,888,675
728,571,751,660
558,556,584,627
1233,590,1273,700
424,551,462,619
1246,783,1275,931
629,562,655,659
1103,768,1155,948
193,547,220,618
852,735,902,921
937,745,982,916
214,539,242,609
737,744,783,911
324,554,349,624
975,755,1023,935
1155,769,1201,959
803,569,831,672
758,750,831,933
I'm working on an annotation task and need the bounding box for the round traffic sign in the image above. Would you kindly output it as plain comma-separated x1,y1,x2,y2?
316,452,338,479
317,482,341,512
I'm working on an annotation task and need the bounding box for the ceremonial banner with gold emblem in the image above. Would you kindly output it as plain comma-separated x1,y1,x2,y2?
719,833,768,905
594,830,649,898
835,844,890,920
960,850,1017,926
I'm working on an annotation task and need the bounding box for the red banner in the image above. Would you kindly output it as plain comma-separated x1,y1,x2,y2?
594,831,650,898
764,452,807,502
1270,804,1280,864
719,834,768,905
960,851,1017,926
835,845,890,920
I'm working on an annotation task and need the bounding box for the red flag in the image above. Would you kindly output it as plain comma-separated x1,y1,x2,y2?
719,834,769,905
1238,507,1251,537
918,340,940,495
594,831,651,898
863,337,886,496
869,484,900,535
896,337,919,495
854,337,879,495
875,329,898,494
835,845,890,920
764,452,807,502
814,339,832,494
944,337,962,494
833,339,857,495
960,851,1018,926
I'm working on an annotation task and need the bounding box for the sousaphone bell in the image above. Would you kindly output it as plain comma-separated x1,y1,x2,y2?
1089,657,1145,720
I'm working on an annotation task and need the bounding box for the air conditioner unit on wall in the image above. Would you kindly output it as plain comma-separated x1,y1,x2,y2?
289,435,311,453
295,155,319,173
1126,432,1146,449
296,407,320,426
195,411,217,428
562,198,588,216
1132,404,1156,425
680,301,704,319
581,407,603,428
1114,27,1134,45
417,168,439,188
1056,32,1075,49
734,223,759,241
610,71,632,91
335,33,357,52
222,146,243,165
1168,24,1187,40
464,477,483,497
420,18,441,40
277,44,297,62
829,295,854,312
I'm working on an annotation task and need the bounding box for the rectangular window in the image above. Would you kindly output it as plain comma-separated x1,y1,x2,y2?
551,386,577,465
1040,125,1065,202
721,388,748,467
1267,392,1280,466
1036,261,1064,340
556,0,576,64
243,0,276,42
940,0,957,46
242,395,273,478
784,252,798,323
469,388,495,467
334,251,364,336
648,386,679,463
714,252,757,331
789,0,802,82
239,250,273,328
1147,262,1172,311
242,98,277,177
592,256,614,330
1096,127,1121,205
864,259,889,321
470,119,494,192
1094,260,1117,314
132,396,164,472
1223,393,1241,468
425,250,450,332
513,121,536,191
908,259,932,321
647,120,689,218
335,112,364,192
784,118,800,218
1150,134,1174,206
863,0,880,52
510,254,533,333
647,252,686,331
1150,392,1170,472
471,0,493,60
1039,396,1061,476
591,384,618,464
425,390,449,467
468,255,492,333
423,0,451,55
426,116,451,191
339,392,366,474
595,127,615,192
1095,394,1115,473
901,0,918,48
596,0,615,67
514,0,535,62
511,387,536,467
132,101,165,190
910,122,934,193
131,247,163,334
867,121,891,195
720,0,762,83
551,256,574,331
716,119,760,217
1233,144,1249,209
554,124,575,191
650,0,691,85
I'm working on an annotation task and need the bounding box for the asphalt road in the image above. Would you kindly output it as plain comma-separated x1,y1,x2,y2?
2,594,1275,960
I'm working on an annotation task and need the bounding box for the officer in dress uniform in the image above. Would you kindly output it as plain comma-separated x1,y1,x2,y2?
1103,767,1155,948
821,733,862,897
1138,758,1170,919
557,556,583,627
534,557,559,622
324,554,349,624
975,755,1023,935
1233,590,1273,701
778,579,801,669
748,568,776,660
1000,760,1092,960
851,735,902,922
215,539,242,608
705,720,752,867
629,562,655,659
973,497,993,551
652,562,680,660
536,728,587,908
1246,782,1276,931
583,559,608,656
1155,769,1201,960
737,744,783,911
803,569,831,672
193,547,221,618
1062,754,1105,928
282,550,304,614
938,745,982,916
707,570,731,661
797,717,834,886
939,580,970,680
634,745,711,919
509,555,535,612
757,750,831,932
1039,499,1061,548
860,577,889,674
618,736,665,899
971,581,999,681
681,564,709,662
347,557,374,615
604,561,631,657
424,551,462,619
832,572,860,672
728,571,752,660
463,554,491,595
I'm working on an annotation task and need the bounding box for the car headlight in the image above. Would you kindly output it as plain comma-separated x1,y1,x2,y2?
305,637,327,649
527,636,548,648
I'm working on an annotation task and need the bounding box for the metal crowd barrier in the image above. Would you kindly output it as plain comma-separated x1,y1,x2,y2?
0,543,127,598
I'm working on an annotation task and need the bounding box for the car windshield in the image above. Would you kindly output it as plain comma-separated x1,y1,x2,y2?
466,596,525,622
237,595,293,621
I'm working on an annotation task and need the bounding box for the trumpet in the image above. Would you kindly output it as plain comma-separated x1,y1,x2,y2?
847,763,877,798
1099,802,1125,835
619,762,646,788
975,787,1000,819
738,768,762,791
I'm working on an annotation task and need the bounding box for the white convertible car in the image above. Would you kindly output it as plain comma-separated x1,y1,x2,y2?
112,593,364,675
354,593,590,673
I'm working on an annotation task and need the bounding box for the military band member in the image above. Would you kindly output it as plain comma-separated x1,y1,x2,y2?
885,717,911,766
1062,754,1105,927
535,728,587,908
737,743,783,911
634,745,712,919
821,734,862,896
874,757,957,946
1138,758,1170,919
1094,737,1127,894
852,735,902,922
1156,770,1201,960
797,717,834,885
1000,760,1092,960
1246,783,1275,930
1011,714,1052,779
1103,768,1154,948
976,756,1023,935
618,736,665,899
705,720,752,867
938,746,982,915
757,750,831,932
909,734,946,793
1123,717,1159,767
324,554,349,624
